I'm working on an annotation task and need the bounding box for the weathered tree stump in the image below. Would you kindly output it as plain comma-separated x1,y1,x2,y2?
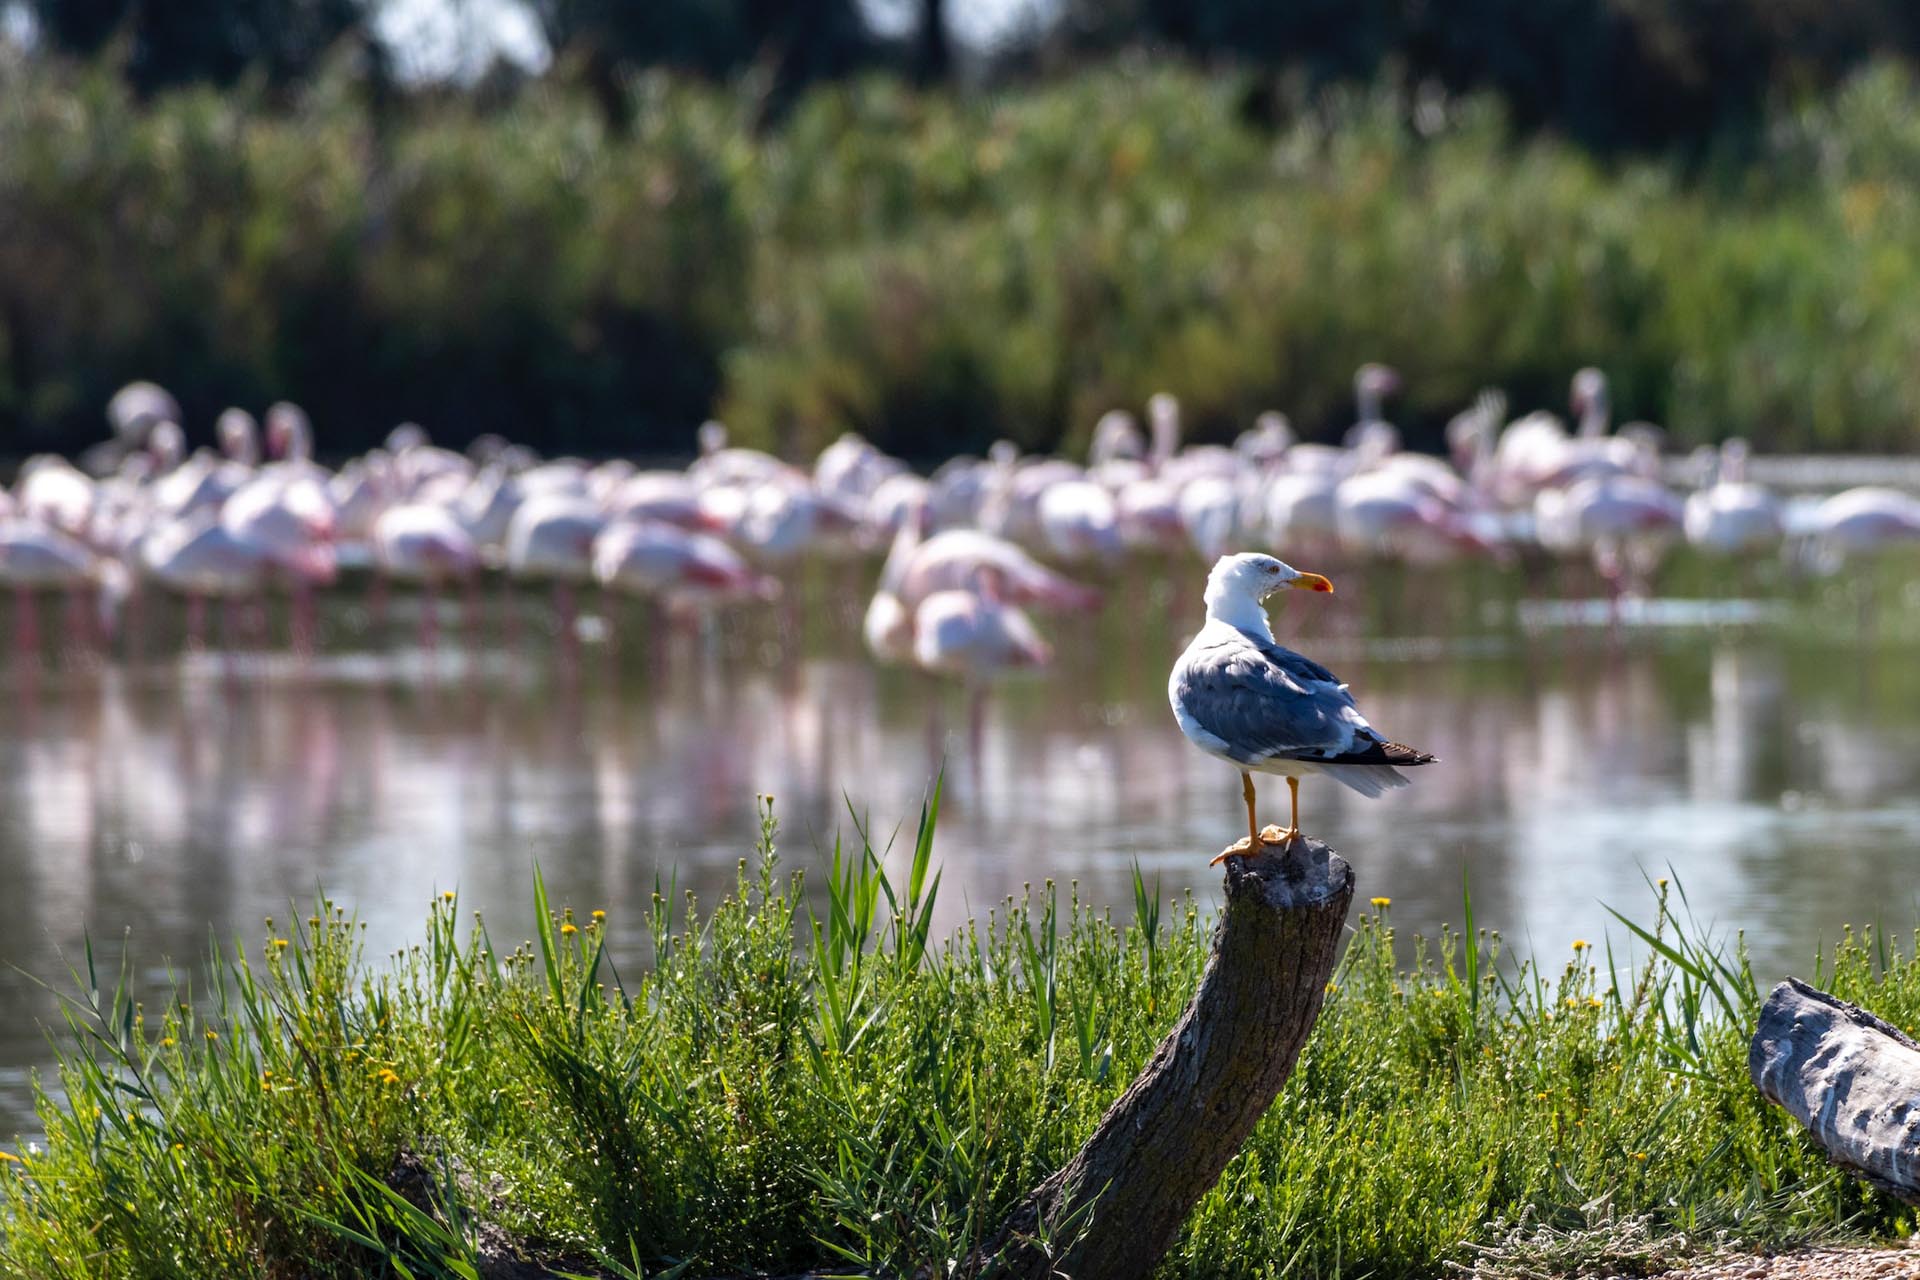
1749,977,1920,1204
984,834,1354,1280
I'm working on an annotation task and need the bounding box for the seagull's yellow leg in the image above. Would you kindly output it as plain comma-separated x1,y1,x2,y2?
1212,772,1280,865
1243,772,1260,845
1264,776,1302,848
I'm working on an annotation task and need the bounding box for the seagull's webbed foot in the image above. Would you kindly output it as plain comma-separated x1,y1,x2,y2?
1208,826,1293,866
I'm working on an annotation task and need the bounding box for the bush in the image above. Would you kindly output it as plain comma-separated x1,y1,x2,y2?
6,58,1920,459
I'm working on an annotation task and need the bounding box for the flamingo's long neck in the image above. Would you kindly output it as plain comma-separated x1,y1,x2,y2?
1150,407,1179,467
877,511,923,593
1577,394,1610,439
1357,386,1383,426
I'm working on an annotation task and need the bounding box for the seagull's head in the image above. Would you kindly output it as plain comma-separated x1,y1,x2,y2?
1204,553,1333,619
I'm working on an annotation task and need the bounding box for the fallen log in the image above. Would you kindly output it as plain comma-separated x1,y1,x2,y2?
983,832,1354,1280
1749,977,1920,1204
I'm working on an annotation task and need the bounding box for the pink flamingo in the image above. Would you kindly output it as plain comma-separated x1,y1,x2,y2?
372,503,482,650
602,471,711,531
16,456,98,542
139,516,276,649
912,578,1053,680
593,519,776,609
220,471,338,652
893,529,1102,614
911,570,1054,762
505,494,606,650
0,518,104,660
1037,478,1124,563
1334,470,1500,564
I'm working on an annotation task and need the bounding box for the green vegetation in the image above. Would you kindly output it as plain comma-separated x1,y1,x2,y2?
9,57,1920,460
3,795,1916,1278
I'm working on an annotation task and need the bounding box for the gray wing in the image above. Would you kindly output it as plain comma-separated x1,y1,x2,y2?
1173,629,1380,766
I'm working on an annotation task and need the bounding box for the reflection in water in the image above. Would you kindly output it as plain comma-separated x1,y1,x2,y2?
3,577,1920,1136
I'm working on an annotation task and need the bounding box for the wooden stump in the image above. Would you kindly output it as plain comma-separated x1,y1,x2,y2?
1749,977,1920,1204
984,835,1354,1280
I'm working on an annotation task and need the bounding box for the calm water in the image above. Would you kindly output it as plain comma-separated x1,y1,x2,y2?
2,560,1920,1135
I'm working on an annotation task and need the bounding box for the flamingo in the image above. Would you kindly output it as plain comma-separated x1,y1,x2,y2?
1234,411,1294,468
911,570,1054,756
220,469,338,652
106,381,180,441
892,529,1102,614
372,503,482,649
1178,475,1242,562
140,515,279,649
863,502,933,664
1683,439,1784,557
1114,476,1186,552
604,470,710,530
1146,393,1181,467
814,432,906,509
1804,487,1920,565
593,519,776,609
455,464,527,551
1037,478,1124,563
912,576,1052,680
0,518,105,658
1262,468,1343,559
504,493,607,645
1342,363,1402,454
707,478,863,565
16,456,98,542
866,472,932,540
1535,472,1683,598
979,456,1083,547
1334,470,1495,563
1089,409,1146,465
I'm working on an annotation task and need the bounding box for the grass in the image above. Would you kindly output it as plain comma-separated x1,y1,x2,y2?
3,794,1918,1279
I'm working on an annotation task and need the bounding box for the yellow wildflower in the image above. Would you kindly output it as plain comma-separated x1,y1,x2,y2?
1588,996,1604,1008
591,909,606,922
272,938,289,950
205,1030,218,1041
442,891,455,902
1633,1151,1648,1161
1370,897,1391,909
373,1068,401,1085
160,1037,175,1048
561,922,578,936
1572,939,1588,951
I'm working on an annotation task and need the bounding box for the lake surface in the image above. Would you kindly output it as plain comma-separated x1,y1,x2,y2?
3,557,1920,1136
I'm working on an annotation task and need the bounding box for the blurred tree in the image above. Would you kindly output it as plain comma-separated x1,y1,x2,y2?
1042,0,1920,152
23,0,371,92
530,0,881,121
913,0,949,82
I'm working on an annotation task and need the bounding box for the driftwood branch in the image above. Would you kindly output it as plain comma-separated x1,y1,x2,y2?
1749,977,1920,1204
984,835,1354,1280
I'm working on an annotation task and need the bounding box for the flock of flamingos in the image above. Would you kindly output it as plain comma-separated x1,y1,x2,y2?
3,365,1920,680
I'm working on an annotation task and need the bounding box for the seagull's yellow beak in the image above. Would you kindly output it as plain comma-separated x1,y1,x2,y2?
1287,571,1335,594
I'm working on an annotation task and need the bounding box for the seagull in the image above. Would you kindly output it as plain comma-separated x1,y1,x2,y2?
1169,553,1435,862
